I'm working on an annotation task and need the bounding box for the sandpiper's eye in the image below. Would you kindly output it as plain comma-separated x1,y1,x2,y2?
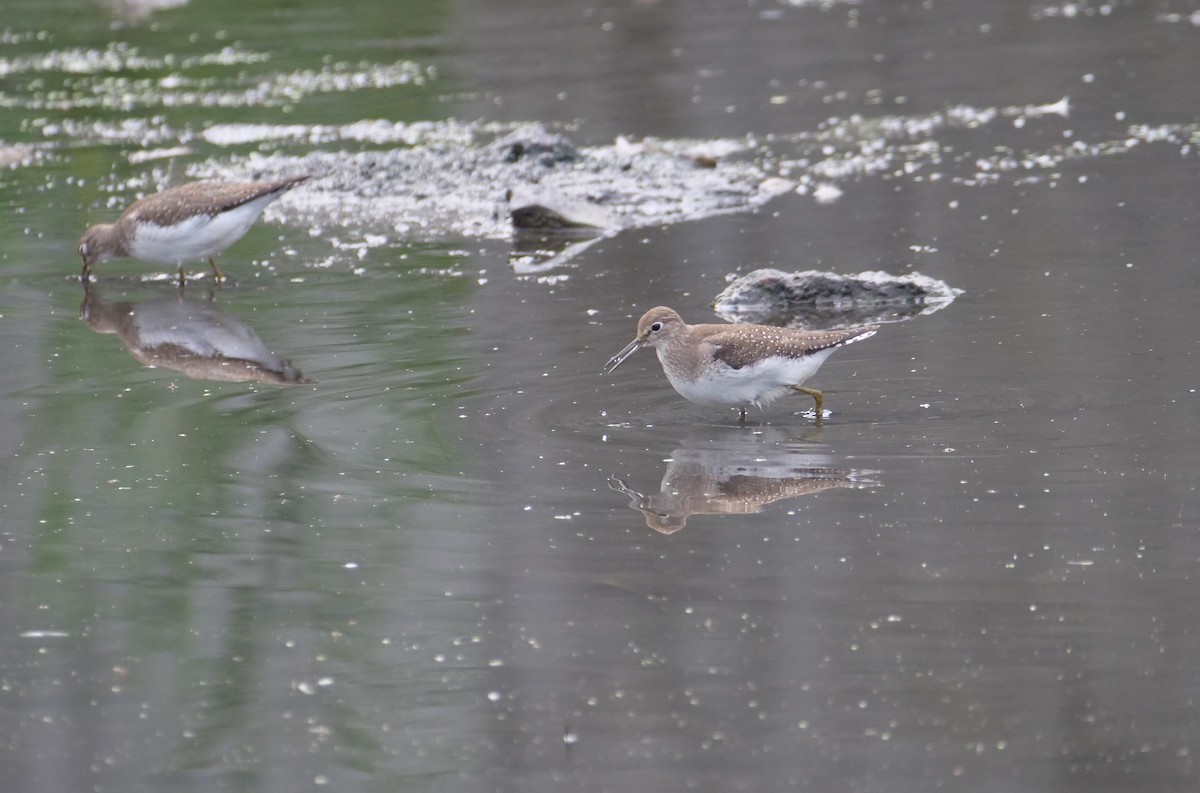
650,321,663,332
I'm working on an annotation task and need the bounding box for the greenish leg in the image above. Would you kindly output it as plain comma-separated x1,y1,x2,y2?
792,385,824,420
208,257,225,282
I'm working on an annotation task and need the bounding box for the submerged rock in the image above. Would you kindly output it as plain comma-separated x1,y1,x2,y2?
713,268,962,328
192,124,769,243
508,185,619,231
490,124,580,165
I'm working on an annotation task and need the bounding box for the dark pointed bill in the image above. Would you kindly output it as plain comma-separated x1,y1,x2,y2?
603,338,644,374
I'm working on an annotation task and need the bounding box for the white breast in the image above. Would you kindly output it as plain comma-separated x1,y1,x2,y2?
660,347,838,408
127,194,279,265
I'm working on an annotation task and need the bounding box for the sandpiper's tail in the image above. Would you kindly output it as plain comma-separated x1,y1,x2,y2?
269,174,312,193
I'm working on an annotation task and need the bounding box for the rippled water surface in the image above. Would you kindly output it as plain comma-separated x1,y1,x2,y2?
3,1,1200,791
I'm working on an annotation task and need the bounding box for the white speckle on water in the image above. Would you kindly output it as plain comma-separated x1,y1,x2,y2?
812,182,844,204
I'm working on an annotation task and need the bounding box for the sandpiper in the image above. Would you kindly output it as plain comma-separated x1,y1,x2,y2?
603,306,878,422
78,175,310,283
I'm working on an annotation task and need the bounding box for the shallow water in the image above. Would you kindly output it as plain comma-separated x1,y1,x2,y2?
3,1,1200,791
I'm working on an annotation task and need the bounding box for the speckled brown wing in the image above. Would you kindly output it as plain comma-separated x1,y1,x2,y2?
122,177,310,225
706,324,877,370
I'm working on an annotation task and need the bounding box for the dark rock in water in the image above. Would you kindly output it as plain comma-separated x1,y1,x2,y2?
508,186,619,231
491,124,580,166
511,204,573,229
713,268,961,329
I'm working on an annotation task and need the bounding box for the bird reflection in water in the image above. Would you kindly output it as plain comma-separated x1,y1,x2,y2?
80,284,313,385
609,430,878,534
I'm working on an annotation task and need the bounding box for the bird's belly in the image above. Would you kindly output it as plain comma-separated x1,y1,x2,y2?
662,351,833,408
128,204,267,265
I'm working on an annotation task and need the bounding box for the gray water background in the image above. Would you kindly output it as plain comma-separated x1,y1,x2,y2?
2,1,1200,791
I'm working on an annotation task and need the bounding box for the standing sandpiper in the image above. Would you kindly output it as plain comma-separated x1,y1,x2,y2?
78,175,310,283
603,306,878,422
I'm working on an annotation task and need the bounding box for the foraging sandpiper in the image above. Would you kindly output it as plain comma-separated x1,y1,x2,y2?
78,175,310,283
603,306,878,422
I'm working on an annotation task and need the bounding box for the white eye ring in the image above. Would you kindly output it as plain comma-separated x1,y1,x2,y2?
650,322,663,332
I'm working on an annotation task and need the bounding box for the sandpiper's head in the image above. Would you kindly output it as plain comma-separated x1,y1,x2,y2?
634,307,686,349
603,306,686,374
78,225,116,270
